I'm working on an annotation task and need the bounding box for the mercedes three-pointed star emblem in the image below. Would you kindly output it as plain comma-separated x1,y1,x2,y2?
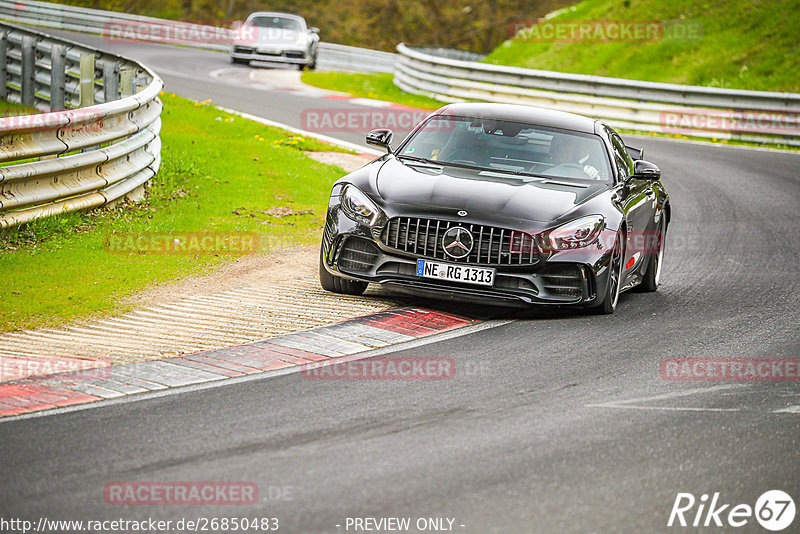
441,226,474,259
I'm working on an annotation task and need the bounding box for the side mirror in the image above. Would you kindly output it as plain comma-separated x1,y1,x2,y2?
630,160,661,181
366,129,393,153
309,27,320,34
626,145,644,161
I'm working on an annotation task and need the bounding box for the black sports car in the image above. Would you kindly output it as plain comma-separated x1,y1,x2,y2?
320,103,670,314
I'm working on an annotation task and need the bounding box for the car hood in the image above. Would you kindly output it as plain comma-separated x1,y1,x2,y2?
374,158,608,223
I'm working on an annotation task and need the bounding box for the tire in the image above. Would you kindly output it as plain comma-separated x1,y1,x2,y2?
591,231,624,315
297,63,306,71
308,56,317,70
637,218,666,292
319,249,368,295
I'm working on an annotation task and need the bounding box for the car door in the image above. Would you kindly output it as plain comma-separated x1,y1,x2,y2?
606,128,653,284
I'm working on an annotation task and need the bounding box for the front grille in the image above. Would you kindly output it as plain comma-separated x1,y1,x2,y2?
233,45,253,53
284,51,305,59
380,217,538,266
323,218,336,251
540,265,583,298
337,237,380,274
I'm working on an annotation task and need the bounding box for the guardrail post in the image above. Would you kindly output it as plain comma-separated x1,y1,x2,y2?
50,43,66,111
79,52,95,107
21,35,36,106
120,65,133,97
131,71,148,95
102,60,119,103
0,31,7,100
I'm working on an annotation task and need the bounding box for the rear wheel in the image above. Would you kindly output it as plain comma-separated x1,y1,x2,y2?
637,218,666,292
591,232,624,315
319,249,368,295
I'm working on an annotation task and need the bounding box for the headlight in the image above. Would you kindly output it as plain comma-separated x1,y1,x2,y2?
295,33,309,46
340,184,382,226
545,215,605,250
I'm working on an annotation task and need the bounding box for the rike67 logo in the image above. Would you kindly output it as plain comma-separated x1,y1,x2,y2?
668,490,795,531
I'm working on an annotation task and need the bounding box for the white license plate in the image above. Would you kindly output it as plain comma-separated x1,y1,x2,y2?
415,259,495,286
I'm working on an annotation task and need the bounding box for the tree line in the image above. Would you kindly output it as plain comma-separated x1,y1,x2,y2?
59,0,575,52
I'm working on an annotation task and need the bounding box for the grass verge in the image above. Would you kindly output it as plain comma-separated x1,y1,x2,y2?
0,93,351,332
301,72,442,110
484,0,800,92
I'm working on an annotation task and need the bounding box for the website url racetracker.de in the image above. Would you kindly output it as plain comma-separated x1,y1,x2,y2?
0,516,280,534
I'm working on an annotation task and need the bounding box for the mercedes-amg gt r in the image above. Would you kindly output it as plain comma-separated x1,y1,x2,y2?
320,103,670,314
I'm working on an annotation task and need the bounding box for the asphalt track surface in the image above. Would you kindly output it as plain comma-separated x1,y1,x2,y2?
2,32,800,533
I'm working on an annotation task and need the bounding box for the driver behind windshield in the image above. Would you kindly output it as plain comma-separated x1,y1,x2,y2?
549,134,602,180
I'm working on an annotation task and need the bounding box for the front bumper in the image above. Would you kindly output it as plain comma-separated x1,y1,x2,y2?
230,44,312,65
322,208,616,309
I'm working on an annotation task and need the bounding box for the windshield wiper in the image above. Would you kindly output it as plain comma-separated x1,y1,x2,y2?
489,168,548,178
397,155,483,171
396,155,438,165
432,160,488,171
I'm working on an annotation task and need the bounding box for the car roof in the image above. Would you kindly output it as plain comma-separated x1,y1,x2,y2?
434,103,598,134
246,12,306,23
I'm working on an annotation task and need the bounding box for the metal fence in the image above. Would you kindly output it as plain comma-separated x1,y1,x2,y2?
0,21,162,228
0,0,397,73
395,44,800,147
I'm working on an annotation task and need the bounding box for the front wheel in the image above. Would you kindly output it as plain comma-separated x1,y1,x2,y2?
591,232,624,315
319,249,368,295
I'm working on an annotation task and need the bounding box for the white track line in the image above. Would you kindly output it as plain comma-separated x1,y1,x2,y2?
585,383,747,413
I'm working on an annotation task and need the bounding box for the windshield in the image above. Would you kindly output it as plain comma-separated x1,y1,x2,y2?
399,115,612,182
248,16,303,32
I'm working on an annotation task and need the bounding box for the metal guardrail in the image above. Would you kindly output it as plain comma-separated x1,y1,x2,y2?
0,0,397,73
316,42,396,74
395,44,800,147
0,21,162,228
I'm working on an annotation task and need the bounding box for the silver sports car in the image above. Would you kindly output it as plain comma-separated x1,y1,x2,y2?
230,12,319,70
